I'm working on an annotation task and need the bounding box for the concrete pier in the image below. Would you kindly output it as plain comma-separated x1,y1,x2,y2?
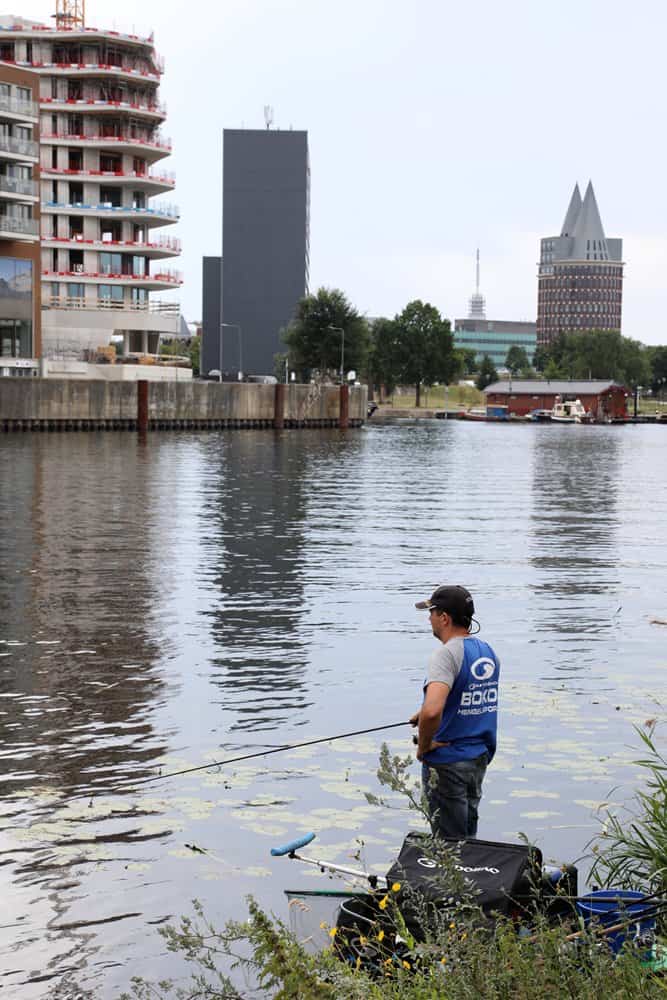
0,380,367,431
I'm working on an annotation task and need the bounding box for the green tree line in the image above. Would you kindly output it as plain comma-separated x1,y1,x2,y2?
283,287,468,406
281,288,667,402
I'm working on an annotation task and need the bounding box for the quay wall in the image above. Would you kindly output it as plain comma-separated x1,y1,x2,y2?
0,380,367,430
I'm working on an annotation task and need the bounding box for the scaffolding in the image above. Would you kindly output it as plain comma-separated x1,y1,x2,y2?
54,0,85,30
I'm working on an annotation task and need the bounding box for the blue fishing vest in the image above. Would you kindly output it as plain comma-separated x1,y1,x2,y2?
423,636,500,765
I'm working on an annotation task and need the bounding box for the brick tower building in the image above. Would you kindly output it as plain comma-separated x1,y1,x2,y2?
536,182,623,347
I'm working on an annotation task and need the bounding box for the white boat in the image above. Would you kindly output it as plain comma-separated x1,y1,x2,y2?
551,397,587,423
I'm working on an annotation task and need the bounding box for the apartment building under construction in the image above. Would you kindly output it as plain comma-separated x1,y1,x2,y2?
0,1,180,362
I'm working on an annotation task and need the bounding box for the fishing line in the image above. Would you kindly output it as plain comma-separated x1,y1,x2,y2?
135,720,411,786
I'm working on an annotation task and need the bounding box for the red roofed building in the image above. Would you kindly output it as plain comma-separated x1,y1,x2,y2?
483,379,629,420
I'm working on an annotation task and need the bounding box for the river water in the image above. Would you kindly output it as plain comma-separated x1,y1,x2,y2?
0,422,665,997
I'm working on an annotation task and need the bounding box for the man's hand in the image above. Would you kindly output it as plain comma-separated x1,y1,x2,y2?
409,711,420,727
416,740,448,762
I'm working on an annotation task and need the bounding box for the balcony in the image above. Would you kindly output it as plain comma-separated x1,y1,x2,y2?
41,234,181,257
42,268,183,288
40,167,175,192
0,214,39,237
32,62,161,84
0,175,38,198
40,97,166,120
41,131,171,160
0,134,39,159
44,295,180,316
41,201,179,225
0,21,158,50
0,94,38,120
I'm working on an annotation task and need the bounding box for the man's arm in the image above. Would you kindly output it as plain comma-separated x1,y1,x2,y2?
417,681,450,759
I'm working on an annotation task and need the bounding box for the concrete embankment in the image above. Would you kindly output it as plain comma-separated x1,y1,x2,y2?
370,406,460,420
0,380,367,431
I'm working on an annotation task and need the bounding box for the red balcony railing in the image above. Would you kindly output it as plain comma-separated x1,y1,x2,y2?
42,268,182,284
40,96,166,116
41,132,172,152
40,167,175,186
42,235,182,252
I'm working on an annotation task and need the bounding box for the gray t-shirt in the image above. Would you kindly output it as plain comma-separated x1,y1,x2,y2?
427,636,465,688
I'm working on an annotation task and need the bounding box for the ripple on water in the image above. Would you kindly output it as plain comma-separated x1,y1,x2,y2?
0,425,665,996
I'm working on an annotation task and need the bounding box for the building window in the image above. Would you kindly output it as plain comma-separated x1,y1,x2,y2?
0,259,33,358
100,252,122,275
99,284,124,303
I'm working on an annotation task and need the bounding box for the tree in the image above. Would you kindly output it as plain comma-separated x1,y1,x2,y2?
541,330,650,386
367,317,403,399
647,345,667,396
543,358,563,380
188,335,201,377
456,348,478,377
392,300,460,407
505,344,529,375
282,287,369,383
475,355,498,391
533,344,549,373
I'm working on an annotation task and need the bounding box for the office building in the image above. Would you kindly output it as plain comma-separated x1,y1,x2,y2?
536,181,623,346
453,251,536,368
0,62,40,375
200,255,221,378
0,8,181,359
454,318,536,370
211,127,309,376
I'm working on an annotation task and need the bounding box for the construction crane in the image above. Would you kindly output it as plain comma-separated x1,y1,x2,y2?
54,0,85,30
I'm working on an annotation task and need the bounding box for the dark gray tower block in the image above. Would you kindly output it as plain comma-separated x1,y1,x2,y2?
222,129,309,375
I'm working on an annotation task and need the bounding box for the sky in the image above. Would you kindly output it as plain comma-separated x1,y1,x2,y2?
22,0,667,343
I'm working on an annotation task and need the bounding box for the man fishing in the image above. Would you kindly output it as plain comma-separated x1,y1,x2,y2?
410,585,500,840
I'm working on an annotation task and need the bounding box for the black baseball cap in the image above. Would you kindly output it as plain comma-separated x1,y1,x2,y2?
415,585,475,626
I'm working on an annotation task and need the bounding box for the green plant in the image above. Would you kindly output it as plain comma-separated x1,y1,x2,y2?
590,725,667,900
125,738,666,998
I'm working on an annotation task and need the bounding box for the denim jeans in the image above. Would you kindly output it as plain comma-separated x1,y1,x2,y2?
422,753,489,839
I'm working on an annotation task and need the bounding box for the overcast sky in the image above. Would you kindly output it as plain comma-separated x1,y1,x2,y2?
25,0,667,343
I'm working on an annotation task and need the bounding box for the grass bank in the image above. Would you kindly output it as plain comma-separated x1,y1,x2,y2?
378,385,484,410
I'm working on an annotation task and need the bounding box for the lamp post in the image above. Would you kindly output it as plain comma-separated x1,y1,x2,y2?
220,322,242,380
327,325,344,384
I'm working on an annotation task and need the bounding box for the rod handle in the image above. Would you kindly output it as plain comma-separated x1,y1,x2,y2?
270,832,316,856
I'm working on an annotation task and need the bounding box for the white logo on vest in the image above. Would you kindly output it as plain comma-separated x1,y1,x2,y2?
470,657,496,681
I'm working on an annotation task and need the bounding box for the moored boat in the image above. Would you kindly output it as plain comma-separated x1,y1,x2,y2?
551,397,588,423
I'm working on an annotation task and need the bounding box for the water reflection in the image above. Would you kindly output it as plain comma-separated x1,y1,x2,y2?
0,435,173,995
0,424,663,998
199,433,313,731
529,428,621,649
0,435,169,798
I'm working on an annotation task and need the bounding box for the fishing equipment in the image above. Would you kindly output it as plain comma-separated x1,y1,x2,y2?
137,720,410,786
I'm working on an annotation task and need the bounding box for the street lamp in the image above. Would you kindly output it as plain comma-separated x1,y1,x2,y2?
327,325,344,384
220,322,242,380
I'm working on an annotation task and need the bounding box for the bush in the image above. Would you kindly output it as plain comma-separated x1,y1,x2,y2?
590,725,667,909
124,740,666,999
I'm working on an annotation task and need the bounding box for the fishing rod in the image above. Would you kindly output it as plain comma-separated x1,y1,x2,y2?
136,720,411,786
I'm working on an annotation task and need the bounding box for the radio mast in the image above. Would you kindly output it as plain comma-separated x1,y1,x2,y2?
468,248,486,320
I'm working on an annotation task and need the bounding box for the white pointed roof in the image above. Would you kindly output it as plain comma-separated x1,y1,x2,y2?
560,183,582,236
570,181,609,260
